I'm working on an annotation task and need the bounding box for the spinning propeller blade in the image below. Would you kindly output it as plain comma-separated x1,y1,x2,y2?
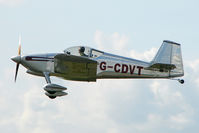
18,35,21,56
12,36,22,82
15,63,19,82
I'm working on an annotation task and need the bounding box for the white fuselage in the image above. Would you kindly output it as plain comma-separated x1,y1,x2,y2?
20,53,55,73
95,53,170,79
19,52,174,82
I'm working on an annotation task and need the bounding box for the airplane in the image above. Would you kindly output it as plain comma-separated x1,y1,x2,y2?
11,38,184,99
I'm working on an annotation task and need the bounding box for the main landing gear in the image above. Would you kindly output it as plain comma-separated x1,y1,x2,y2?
43,72,68,99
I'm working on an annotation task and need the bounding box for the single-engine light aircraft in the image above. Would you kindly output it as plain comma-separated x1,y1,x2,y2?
11,39,184,99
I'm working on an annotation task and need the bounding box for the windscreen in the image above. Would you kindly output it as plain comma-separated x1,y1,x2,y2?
64,46,91,57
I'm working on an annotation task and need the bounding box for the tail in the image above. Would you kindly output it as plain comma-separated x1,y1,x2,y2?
149,40,184,78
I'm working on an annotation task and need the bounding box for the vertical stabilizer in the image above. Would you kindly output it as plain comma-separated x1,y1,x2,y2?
151,40,184,77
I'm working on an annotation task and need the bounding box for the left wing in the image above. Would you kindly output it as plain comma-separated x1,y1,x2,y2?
54,54,97,81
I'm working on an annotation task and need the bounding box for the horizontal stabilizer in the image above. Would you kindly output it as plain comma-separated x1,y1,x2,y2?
146,63,176,72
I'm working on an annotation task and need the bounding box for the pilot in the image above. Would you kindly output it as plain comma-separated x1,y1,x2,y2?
79,46,88,57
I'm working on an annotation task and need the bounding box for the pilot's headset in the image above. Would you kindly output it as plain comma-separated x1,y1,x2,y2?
79,47,85,53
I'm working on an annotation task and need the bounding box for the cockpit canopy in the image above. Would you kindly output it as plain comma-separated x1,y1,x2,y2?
64,46,104,58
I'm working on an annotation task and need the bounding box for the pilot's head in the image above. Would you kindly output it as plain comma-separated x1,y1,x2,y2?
79,47,85,53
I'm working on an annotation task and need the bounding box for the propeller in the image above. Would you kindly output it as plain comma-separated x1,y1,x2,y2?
11,36,22,82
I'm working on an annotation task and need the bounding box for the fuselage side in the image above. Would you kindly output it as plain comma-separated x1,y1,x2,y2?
20,53,56,74
94,52,170,79
20,51,173,82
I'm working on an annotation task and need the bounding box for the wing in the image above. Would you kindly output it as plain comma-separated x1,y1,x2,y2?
54,54,97,81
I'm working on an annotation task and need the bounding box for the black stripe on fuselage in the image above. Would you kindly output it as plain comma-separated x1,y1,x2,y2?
25,56,54,62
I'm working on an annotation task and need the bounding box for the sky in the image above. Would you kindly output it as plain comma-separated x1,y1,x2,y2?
0,0,199,133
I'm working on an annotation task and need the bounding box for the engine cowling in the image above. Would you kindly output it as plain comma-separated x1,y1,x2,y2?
43,83,67,92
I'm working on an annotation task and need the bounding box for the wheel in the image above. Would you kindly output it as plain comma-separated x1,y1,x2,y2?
49,96,56,99
179,79,184,84
47,91,56,94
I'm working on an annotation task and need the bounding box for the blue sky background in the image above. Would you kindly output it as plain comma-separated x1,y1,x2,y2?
1,0,199,133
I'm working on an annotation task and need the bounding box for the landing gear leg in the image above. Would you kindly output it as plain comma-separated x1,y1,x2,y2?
43,72,56,99
43,72,51,83
171,78,185,84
